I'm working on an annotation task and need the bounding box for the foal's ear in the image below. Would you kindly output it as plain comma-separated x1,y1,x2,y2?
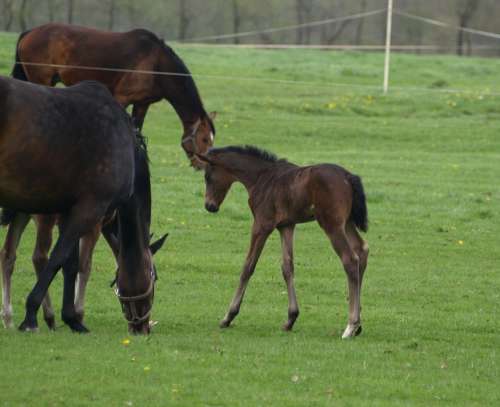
208,111,217,121
150,233,168,255
195,153,215,165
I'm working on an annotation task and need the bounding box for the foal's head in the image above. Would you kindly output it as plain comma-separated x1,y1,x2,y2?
196,151,236,213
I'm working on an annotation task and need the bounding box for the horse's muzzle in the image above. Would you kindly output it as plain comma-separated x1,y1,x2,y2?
205,202,219,213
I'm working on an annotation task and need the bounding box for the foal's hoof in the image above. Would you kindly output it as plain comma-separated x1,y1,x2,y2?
219,319,231,329
341,324,362,339
282,322,294,331
18,319,39,333
44,315,56,331
1,314,14,329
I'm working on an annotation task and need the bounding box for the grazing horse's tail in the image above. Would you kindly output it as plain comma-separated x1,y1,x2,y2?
11,30,31,81
0,209,18,226
348,174,368,232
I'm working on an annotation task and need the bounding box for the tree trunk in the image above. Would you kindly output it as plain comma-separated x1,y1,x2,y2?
355,0,367,45
178,0,189,40
232,0,241,44
67,0,74,24
108,0,116,30
18,0,29,31
456,0,480,56
2,0,15,31
47,0,55,22
295,0,304,44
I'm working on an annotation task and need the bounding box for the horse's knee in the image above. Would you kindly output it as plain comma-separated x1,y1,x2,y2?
0,247,16,271
32,251,48,273
342,252,360,279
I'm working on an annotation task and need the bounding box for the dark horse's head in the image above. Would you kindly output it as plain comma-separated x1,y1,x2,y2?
115,133,167,334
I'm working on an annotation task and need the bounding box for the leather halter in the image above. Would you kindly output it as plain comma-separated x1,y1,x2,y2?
115,278,154,325
181,121,200,159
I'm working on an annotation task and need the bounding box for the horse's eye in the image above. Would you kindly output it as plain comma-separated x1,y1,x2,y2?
202,138,208,143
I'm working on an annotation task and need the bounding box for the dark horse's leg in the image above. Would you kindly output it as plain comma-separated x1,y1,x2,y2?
60,239,87,332
19,203,106,332
32,215,57,330
278,225,299,331
132,104,150,131
220,223,272,328
74,223,101,324
0,213,30,328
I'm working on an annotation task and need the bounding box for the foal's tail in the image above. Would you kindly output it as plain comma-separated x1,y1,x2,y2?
348,174,368,232
11,30,31,81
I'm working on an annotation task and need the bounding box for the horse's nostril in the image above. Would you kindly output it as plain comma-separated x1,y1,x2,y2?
205,202,219,213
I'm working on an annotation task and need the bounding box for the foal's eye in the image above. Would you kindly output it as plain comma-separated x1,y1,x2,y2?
204,172,211,183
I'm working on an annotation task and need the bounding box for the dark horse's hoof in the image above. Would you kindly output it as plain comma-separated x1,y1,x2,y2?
63,317,90,333
18,319,38,332
44,315,56,331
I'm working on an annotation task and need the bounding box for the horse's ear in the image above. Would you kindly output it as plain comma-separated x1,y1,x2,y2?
195,153,214,165
150,233,168,255
208,111,217,121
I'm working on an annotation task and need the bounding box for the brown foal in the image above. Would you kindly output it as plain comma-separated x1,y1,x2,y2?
197,146,369,338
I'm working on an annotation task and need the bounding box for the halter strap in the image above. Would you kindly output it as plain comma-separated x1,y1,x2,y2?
115,279,154,324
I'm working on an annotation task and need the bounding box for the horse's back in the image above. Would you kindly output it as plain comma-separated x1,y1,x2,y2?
0,76,135,213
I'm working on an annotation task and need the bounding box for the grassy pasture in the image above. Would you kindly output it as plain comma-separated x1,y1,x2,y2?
0,31,499,406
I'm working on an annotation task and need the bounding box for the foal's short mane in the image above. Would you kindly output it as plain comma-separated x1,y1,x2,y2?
210,145,285,163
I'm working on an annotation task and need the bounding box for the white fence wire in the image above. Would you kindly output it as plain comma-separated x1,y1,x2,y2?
1,6,499,96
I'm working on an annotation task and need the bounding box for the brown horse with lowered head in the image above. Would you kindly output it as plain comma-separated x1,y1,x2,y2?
13,23,216,164
197,146,369,339
2,23,204,329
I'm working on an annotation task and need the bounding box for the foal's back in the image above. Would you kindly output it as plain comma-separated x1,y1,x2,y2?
257,162,354,227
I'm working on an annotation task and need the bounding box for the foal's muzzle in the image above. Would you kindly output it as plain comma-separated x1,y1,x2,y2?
205,202,219,213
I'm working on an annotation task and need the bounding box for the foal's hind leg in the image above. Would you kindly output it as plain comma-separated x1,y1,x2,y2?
75,223,101,323
345,222,369,288
318,219,362,339
220,224,272,328
0,213,30,328
32,215,57,330
279,226,300,331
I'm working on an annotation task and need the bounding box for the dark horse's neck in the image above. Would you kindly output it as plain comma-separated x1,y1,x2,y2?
158,44,207,131
117,141,151,294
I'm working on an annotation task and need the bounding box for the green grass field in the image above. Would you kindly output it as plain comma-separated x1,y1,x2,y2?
0,32,499,406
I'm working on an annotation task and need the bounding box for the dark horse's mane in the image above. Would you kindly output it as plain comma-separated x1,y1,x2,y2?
210,145,286,164
160,42,215,135
131,130,152,241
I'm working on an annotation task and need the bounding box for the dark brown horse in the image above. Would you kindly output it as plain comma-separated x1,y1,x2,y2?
197,146,369,338
13,23,216,165
0,76,166,334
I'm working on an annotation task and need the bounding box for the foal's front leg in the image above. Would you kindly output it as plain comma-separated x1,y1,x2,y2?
279,226,299,331
220,223,272,328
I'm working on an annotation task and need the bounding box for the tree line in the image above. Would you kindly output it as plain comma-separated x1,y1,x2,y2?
1,0,498,56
